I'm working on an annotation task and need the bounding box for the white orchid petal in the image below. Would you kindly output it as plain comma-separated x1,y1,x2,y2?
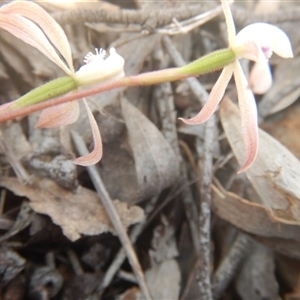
236,23,293,59
233,61,258,173
73,99,103,166
221,0,236,47
179,64,234,125
1,1,74,73
249,53,272,94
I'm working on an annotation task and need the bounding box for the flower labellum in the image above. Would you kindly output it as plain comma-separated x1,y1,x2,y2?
75,47,125,86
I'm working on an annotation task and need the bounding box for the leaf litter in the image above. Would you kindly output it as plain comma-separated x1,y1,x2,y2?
0,1,300,299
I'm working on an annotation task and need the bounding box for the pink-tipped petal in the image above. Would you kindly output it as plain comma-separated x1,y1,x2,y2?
221,0,236,47
236,23,293,59
249,53,272,94
233,61,258,173
36,101,80,128
73,99,103,166
179,64,234,125
0,14,71,75
1,1,74,73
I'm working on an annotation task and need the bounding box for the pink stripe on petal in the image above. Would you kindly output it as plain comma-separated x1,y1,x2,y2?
1,2,74,72
73,99,103,166
233,61,258,173
0,14,71,75
179,64,233,125
36,101,80,128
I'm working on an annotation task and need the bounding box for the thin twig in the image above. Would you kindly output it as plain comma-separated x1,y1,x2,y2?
71,131,152,300
101,196,159,291
163,35,215,299
154,72,200,254
196,116,215,300
52,3,215,30
212,233,254,300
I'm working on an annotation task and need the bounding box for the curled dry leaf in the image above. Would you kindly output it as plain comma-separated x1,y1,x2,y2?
0,177,144,241
211,183,300,242
220,98,300,221
121,98,180,201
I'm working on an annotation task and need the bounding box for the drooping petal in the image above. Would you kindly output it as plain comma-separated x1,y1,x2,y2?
75,47,125,86
249,51,272,94
36,101,80,128
179,64,234,125
1,1,74,73
233,61,258,173
0,14,72,75
221,0,236,47
73,99,103,166
235,23,293,59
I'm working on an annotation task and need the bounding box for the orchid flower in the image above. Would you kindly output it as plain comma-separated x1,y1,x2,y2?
179,0,293,172
0,1,124,166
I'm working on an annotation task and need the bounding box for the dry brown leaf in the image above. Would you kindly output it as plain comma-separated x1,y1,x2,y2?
145,259,181,300
117,260,181,300
149,215,179,264
212,183,300,241
0,122,31,158
212,182,300,258
0,177,144,241
235,243,279,300
121,98,180,201
220,98,300,221
259,56,300,115
261,103,300,161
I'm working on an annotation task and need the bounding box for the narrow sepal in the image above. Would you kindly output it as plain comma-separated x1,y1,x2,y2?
36,101,80,128
1,1,74,72
73,99,103,166
179,64,234,125
0,14,71,75
233,61,258,173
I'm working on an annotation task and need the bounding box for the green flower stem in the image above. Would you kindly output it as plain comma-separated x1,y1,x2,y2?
10,76,78,108
122,48,236,86
6,48,236,114
178,48,236,75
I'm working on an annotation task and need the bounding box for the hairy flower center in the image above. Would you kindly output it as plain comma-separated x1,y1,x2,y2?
83,48,106,65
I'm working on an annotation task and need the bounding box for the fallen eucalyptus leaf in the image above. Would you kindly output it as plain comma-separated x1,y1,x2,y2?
0,177,144,241
220,98,300,221
235,243,279,300
211,183,300,241
121,98,180,201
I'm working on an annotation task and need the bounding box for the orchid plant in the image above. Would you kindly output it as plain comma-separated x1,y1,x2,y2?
0,0,293,171
179,0,293,172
